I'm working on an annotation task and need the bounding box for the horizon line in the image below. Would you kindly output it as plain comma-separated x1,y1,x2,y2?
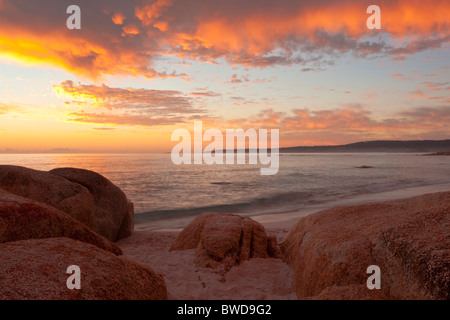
1,138,449,155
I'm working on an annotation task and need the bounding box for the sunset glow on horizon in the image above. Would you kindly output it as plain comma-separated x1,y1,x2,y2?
0,0,449,153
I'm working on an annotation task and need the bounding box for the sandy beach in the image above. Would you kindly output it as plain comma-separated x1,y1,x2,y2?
118,183,450,300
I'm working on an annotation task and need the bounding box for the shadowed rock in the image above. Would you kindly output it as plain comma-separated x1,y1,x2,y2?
0,165,96,229
117,199,135,240
0,238,167,300
0,165,134,241
49,168,133,241
0,189,122,255
170,213,279,273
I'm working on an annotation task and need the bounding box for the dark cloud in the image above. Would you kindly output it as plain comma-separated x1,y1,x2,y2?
399,106,450,122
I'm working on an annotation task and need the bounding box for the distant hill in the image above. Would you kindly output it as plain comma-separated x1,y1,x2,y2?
280,140,450,153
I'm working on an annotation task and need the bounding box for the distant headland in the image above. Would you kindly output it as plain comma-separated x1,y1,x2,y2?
280,139,450,153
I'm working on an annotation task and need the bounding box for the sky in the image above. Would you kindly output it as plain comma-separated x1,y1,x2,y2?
0,0,449,153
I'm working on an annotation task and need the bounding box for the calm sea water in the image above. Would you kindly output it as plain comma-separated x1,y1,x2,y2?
0,153,449,218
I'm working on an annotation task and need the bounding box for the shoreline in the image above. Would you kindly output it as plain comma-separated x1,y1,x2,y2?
132,182,450,233
254,182,450,231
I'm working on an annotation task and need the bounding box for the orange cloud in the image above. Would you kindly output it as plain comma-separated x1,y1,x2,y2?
135,0,173,26
112,13,125,25
53,80,207,126
224,105,450,147
122,24,140,35
161,0,450,65
410,82,450,103
190,91,221,97
392,74,408,80
0,0,448,79
0,0,185,80
67,112,185,126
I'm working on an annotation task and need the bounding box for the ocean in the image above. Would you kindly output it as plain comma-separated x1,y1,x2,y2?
1,152,449,222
